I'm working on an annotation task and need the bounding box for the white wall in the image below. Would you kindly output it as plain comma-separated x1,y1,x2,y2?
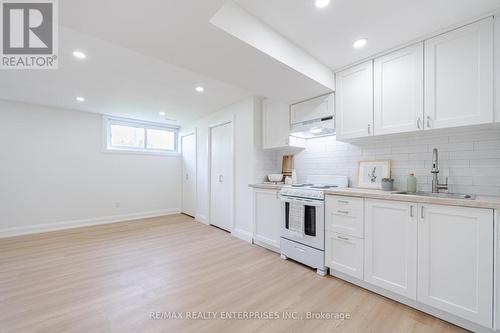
0,100,182,237
184,96,271,241
273,126,500,196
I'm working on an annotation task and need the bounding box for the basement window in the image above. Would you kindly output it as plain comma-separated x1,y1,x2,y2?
104,116,178,154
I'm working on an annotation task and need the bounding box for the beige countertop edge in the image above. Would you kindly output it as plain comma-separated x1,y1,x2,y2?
249,184,283,190
324,188,500,210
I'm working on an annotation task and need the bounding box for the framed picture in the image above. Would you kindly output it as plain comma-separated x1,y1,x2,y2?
356,160,391,189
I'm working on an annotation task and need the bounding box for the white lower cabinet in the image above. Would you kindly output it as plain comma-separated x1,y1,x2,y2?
325,195,495,329
364,200,417,299
325,230,363,280
417,204,493,328
252,189,282,252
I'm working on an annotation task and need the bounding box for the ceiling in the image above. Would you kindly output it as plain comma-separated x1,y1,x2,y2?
236,0,500,70
1,0,332,125
2,0,499,125
0,26,250,125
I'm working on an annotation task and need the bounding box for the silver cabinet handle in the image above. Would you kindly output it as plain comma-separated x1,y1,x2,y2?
338,200,349,204
368,124,371,134
426,116,432,128
186,173,189,181
218,175,223,183
421,206,425,219
410,205,414,218
337,210,349,215
337,235,349,241
417,118,422,129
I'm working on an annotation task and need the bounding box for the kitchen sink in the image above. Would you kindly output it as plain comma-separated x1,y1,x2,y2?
391,191,476,200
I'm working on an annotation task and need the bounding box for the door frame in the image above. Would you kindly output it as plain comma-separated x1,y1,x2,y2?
208,117,235,232
180,130,197,217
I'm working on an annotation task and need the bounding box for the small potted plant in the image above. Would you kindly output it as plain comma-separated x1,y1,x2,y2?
381,177,394,191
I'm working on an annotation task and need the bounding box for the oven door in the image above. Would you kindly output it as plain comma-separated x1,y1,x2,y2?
280,196,325,250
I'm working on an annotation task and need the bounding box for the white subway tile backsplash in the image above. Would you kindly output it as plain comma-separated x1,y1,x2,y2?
270,127,500,196
474,140,500,150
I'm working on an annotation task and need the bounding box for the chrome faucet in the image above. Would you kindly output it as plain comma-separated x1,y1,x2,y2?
431,148,448,193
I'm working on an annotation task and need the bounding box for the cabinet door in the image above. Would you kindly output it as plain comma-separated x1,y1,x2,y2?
290,94,333,124
374,43,423,135
253,189,282,251
424,17,493,129
262,99,290,149
364,200,417,299
495,15,500,122
417,204,493,327
335,61,374,140
325,231,363,280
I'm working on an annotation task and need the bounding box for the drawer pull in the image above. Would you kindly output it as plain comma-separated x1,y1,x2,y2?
338,200,349,204
337,210,349,214
294,246,305,253
337,235,350,241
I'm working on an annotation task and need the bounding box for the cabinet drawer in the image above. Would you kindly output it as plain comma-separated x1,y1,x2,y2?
325,204,364,238
326,195,363,211
325,231,363,280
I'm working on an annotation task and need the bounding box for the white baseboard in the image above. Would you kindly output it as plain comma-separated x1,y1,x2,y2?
0,208,181,238
232,228,253,243
195,214,208,225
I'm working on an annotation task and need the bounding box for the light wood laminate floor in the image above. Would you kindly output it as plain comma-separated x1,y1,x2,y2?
0,214,467,333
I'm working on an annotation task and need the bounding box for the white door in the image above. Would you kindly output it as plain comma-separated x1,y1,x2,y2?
495,15,500,122
262,99,290,149
210,122,233,232
181,133,196,217
364,199,417,299
424,17,493,129
335,60,374,140
417,204,493,327
374,43,424,135
253,189,281,252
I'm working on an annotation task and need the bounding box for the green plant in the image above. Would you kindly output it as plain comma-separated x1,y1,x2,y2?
382,178,394,182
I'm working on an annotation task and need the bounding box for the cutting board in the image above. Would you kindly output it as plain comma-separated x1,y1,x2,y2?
282,155,294,176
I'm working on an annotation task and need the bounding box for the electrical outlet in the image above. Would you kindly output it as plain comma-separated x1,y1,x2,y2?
115,202,121,208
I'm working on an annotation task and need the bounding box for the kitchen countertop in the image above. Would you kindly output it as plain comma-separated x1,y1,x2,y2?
249,183,284,190
324,187,500,210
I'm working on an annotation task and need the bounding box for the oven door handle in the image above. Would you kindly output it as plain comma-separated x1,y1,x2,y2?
280,197,324,207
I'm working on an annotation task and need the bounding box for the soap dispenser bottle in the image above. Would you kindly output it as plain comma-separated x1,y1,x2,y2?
407,172,417,193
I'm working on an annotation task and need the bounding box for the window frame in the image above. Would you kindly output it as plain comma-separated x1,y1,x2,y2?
103,116,179,155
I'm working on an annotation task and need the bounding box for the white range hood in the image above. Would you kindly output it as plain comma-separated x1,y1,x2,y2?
289,93,335,139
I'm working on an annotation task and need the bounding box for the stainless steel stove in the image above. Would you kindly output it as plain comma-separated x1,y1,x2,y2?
279,175,348,276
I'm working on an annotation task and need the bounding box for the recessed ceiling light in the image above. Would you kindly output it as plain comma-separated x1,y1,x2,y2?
314,0,331,8
72,50,86,59
159,111,166,116
76,96,85,102
353,38,368,49
195,86,204,92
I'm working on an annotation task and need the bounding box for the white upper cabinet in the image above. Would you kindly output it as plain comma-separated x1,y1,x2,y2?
374,43,424,135
262,99,304,149
495,15,500,122
424,17,494,129
364,200,417,299
335,61,374,140
417,204,493,328
290,94,333,124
